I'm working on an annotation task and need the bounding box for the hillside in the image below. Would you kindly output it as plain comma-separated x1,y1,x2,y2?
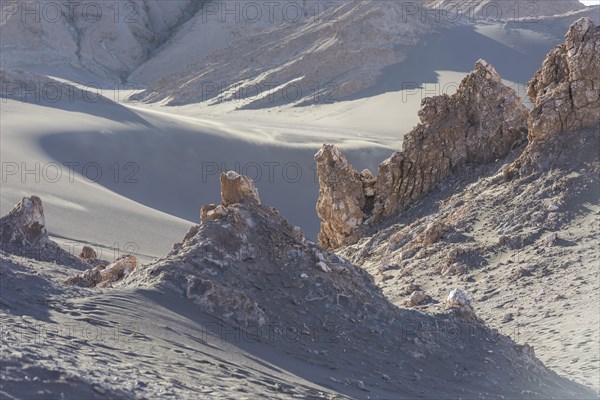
1,177,596,399
0,0,199,80
130,1,595,108
315,17,600,390
0,4,598,400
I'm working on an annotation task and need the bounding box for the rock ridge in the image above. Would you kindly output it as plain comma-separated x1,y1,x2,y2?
316,60,529,249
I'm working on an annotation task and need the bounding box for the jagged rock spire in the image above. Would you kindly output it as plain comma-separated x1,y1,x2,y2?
0,196,86,267
509,18,599,176
0,196,48,249
314,145,370,249
527,17,599,140
315,60,528,249
220,171,261,206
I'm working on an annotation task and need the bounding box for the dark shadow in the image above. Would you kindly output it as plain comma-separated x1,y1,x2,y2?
1,258,58,322
2,94,153,128
347,24,561,101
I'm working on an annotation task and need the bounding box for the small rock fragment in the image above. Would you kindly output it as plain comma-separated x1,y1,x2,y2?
80,246,97,261
409,290,428,306
502,313,514,323
317,261,331,273
544,233,558,247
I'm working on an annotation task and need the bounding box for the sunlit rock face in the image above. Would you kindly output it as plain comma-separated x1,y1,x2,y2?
315,60,528,249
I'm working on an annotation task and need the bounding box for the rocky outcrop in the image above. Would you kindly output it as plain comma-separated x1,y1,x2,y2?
80,246,97,262
118,172,596,399
527,17,599,140
0,196,46,248
314,145,372,249
0,196,84,267
199,171,260,224
316,60,528,249
65,255,138,288
509,18,600,176
220,171,261,206
124,171,389,328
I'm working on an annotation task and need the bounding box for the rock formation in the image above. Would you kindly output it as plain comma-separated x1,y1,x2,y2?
66,255,138,288
316,60,529,249
331,18,599,391
314,145,372,249
124,171,389,329
116,171,596,399
0,196,46,249
511,17,600,175
0,196,84,267
528,17,599,140
220,171,261,206
80,246,97,262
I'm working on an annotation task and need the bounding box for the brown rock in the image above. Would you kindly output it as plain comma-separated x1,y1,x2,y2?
512,18,600,176
65,255,137,288
220,171,261,206
201,204,229,222
315,60,528,249
421,221,447,247
314,145,370,249
98,255,138,286
373,60,527,220
64,268,102,288
527,18,599,140
80,246,97,261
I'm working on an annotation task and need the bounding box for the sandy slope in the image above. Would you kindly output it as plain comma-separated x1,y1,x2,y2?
337,130,600,392
0,254,349,399
131,4,598,109
1,78,398,256
0,97,192,261
1,188,596,399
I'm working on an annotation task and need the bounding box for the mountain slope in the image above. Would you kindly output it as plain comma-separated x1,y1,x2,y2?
427,0,586,18
316,17,600,390
2,174,596,398
130,1,593,108
130,1,446,107
0,0,200,80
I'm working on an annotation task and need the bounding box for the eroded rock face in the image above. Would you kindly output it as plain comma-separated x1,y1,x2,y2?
220,171,261,206
0,196,47,248
509,18,600,176
316,60,528,249
80,246,97,261
374,60,528,218
0,196,84,267
314,145,371,249
527,18,599,140
65,255,138,288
